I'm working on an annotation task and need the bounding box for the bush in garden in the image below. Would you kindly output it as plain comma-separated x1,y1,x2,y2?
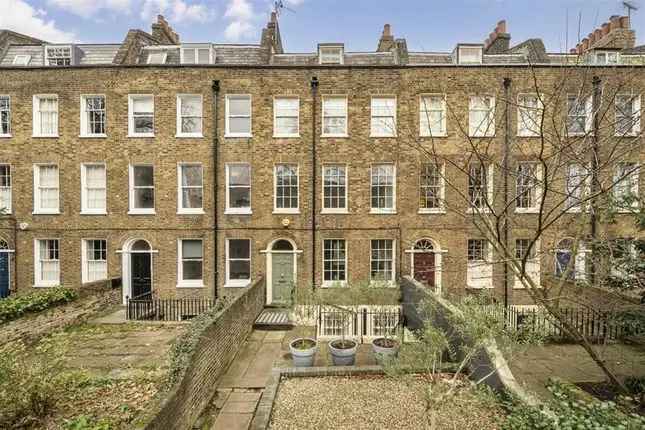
0,287,77,324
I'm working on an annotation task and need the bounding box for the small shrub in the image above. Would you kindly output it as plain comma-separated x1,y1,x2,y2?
63,415,113,430
0,287,77,324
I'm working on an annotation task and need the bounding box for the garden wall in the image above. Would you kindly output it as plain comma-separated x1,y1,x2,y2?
145,277,266,430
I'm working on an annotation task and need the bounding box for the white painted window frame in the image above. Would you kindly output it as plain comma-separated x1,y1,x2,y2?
318,46,344,64
615,94,641,137
177,239,204,288
45,45,72,66
34,238,60,287
0,95,11,137
321,238,348,288
80,163,107,215
273,96,300,138
179,45,214,64
468,95,495,137
370,163,396,214
225,94,252,138
0,164,11,214
12,54,31,66
321,96,348,137
613,162,640,211
458,45,483,64
466,239,493,289
225,238,252,288
80,94,107,138
33,163,60,215
369,238,396,287
515,162,542,214
146,51,168,64
566,95,593,136
513,239,541,289
225,163,252,215
177,163,204,215
565,163,591,213
467,164,494,213
273,163,300,214
128,94,154,137
32,94,59,137
419,94,447,137
370,96,397,137
418,162,446,214
176,94,203,138
128,164,155,215
81,238,108,284
517,93,543,137
321,164,348,214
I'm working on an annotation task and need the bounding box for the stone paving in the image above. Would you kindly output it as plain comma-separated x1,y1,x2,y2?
509,343,645,398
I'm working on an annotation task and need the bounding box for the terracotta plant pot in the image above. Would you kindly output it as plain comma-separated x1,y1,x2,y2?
372,337,400,364
329,338,358,366
289,338,317,367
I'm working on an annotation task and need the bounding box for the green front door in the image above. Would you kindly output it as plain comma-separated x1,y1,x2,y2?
272,253,294,305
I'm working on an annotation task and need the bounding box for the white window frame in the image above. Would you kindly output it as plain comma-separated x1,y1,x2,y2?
12,55,31,66
128,95,154,137
370,96,397,137
513,239,541,289
370,163,396,214
225,94,252,138
177,163,204,215
177,239,204,288
466,239,493,289
32,94,59,137
458,45,483,64
128,164,155,215
0,164,11,214
515,162,542,213
517,93,543,137
80,95,107,138
469,96,495,137
225,163,252,215
467,164,494,213
225,238,251,288
419,94,447,137
566,95,593,136
0,95,11,137
34,238,60,287
180,44,214,64
613,162,640,211
321,96,348,137
319,46,344,64
273,164,300,214
45,45,72,66
81,239,108,284
594,51,620,65
321,164,349,214
322,238,348,287
369,239,396,287
33,164,59,215
615,94,641,137
176,94,203,138
565,163,590,213
418,162,445,214
273,97,300,138
80,163,107,215
146,51,167,65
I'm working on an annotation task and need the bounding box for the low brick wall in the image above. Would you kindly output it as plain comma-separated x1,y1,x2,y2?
146,278,266,430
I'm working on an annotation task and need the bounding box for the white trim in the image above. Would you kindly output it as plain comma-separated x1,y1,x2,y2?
369,163,396,214
33,163,60,215
369,238,396,287
458,45,483,64
370,95,397,137
225,94,252,138
34,238,60,287
120,238,155,304
615,94,641,137
273,96,300,138
321,238,348,288
179,44,214,64
419,94,447,137
176,94,204,138
177,239,204,288
321,96,348,137
318,45,344,65
128,94,154,138
566,95,593,136
44,45,72,65
225,238,252,288
466,239,494,289
0,163,12,214
418,162,445,213
128,164,155,215
79,94,107,138
514,162,542,214
146,51,168,64
517,93,543,137
225,163,252,215
81,238,108,284
468,95,495,137
80,163,107,215
12,54,31,66
265,238,299,305
177,163,205,215
0,95,11,137
273,163,300,214
32,94,59,137
321,163,349,213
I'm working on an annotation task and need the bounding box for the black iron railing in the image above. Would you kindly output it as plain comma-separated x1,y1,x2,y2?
126,293,215,321
317,306,403,339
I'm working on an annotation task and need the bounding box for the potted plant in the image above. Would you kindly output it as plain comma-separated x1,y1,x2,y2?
289,337,317,367
371,304,401,364
326,305,358,366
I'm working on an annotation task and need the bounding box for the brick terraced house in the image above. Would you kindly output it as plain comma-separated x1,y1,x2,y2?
0,13,643,310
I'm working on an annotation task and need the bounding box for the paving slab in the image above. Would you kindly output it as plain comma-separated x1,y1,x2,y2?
212,412,253,430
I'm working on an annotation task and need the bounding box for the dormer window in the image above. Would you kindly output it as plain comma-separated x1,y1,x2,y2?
147,51,168,65
319,45,344,65
45,46,72,66
12,55,31,66
457,45,483,65
594,51,619,65
180,45,213,64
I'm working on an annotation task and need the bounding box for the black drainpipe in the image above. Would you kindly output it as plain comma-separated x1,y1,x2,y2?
590,76,602,287
503,77,512,310
212,80,220,301
310,76,319,289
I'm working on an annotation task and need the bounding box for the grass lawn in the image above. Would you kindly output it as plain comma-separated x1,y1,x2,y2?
270,374,506,430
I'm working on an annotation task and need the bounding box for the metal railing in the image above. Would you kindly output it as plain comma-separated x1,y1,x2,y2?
126,293,215,321
317,306,403,340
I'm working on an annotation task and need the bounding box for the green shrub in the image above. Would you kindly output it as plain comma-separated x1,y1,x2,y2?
63,415,113,430
503,380,645,430
0,287,77,324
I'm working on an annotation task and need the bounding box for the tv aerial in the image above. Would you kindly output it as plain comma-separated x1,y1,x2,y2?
623,1,640,18
274,1,295,16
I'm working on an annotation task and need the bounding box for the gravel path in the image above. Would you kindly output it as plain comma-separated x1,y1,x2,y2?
270,375,504,430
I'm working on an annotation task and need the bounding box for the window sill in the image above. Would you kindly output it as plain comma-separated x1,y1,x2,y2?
566,132,592,137
225,133,253,138
370,134,397,138
224,281,251,288
614,133,640,138
420,133,447,138
127,133,155,138
33,210,60,215
128,209,156,215
32,134,59,138
370,209,396,215
225,209,252,215
178,209,205,215
176,282,204,288
515,208,540,214
418,209,445,214
273,134,300,139
175,134,204,138
368,281,397,288
273,209,300,215
33,283,59,288
614,208,639,213
321,281,348,288
79,134,107,138
80,211,108,215
0,134,12,138
321,134,349,138
465,285,495,290
321,209,349,214
466,208,491,214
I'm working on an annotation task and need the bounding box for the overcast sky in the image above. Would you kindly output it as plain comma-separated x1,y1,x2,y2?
0,0,643,52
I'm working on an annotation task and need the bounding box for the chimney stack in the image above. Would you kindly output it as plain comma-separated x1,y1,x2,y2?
377,24,396,52
484,20,511,54
151,15,180,44
573,15,635,54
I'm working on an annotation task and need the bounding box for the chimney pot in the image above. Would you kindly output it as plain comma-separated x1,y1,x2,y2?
620,16,630,29
383,24,391,37
601,22,610,35
610,16,621,31
497,20,506,34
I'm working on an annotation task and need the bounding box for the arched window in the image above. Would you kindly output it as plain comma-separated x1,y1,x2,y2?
414,239,434,251
132,240,151,251
272,240,294,251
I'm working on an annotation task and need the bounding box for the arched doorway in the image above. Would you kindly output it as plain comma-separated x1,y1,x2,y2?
263,239,300,306
121,239,154,303
407,238,444,293
0,239,12,299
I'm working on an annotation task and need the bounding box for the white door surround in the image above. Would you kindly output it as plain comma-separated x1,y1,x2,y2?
117,238,157,304
260,238,302,305
404,237,446,295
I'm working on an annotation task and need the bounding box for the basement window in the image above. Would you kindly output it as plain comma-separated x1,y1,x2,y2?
45,46,72,66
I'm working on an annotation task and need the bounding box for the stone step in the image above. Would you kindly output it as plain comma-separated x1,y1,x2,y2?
253,309,293,331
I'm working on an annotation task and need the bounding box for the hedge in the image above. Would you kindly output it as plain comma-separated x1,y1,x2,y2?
0,287,77,324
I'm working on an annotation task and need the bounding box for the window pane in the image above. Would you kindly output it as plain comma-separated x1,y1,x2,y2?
229,260,250,280
181,165,202,187
229,165,250,186
183,49,196,63
183,189,203,208
132,97,153,113
134,117,153,133
183,261,203,280
229,188,250,208
197,48,210,64
135,189,154,208
229,239,250,259
228,117,251,134
182,240,202,258
134,166,153,186
228,97,250,116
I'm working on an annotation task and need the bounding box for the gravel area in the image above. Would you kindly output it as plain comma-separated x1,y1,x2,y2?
269,375,505,430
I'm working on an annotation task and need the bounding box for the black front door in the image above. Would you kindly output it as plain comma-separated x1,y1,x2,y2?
131,253,151,299
0,252,9,299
